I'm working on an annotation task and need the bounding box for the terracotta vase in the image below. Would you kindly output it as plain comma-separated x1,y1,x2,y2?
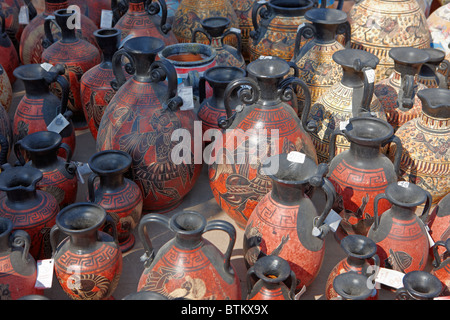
427,193,450,257
137,210,241,300
41,8,102,129
12,63,76,157
113,0,178,45
390,88,450,213
395,271,442,300
96,36,202,213
87,150,143,252
243,153,335,289
50,202,122,300
80,28,122,140
308,49,385,164
368,181,432,273
208,56,318,229
0,64,12,112
332,271,377,300
246,255,296,300
14,131,77,209
0,99,12,165
191,16,245,69
327,116,402,240
426,3,450,56
173,0,239,45
373,47,430,131
0,165,59,260
229,0,257,60
348,0,431,80
431,238,450,296
417,48,449,89
197,65,246,133
0,216,41,300
325,234,379,300
0,10,19,84
291,6,350,110
19,0,98,65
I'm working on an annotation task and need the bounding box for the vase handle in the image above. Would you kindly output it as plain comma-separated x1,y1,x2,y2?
372,193,388,231
191,28,212,45
204,219,237,277
328,129,348,162
220,77,260,129
293,23,316,60
198,75,207,104
87,172,99,203
147,0,171,34
111,0,127,24
111,48,135,91
23,0,37,20
398,74,415,110
222,29,242,53
437,60,450,88
138,214,171,268
432,240,449,269
11,229,32,263
249,0,271,45
150,60,183,111
419,189,432,225
43,64,70,117
0,133,8,166
42,15,60,49
382,134,403,176
50,224,61,257
336,21,351,48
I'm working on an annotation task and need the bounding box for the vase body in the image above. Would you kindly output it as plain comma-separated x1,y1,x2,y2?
137,211,241,300
12,63,76,156
291,7,349,110
244,153,335,289
0,216,40,300
0,64,12,112
87,150,143,252
325,234,379,300
328,116,402,239
96,36,202,213
308,49,385,164
114,0,178,45
41,8,101,128
374,47,430,131
0,166,59,260
14,131,77,209
395,271,442,300
0,10,19,84
427,193,450,257
389,88,450,213
368,182,431,273
80,28,122,139
173,0,238,45
208,57,318,229
248,0,315,62
19,0,98,65
0,102,12,165
50,203,122,300
197,66,246,133
70,0,111,27
191,16,245,69
229,0,257,60
348,0,431,80
246,255,296,300
431,239,450,296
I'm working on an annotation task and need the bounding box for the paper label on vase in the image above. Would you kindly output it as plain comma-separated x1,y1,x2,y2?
425,225,435,248
397,181,409,188
230,28,241,34
47,113,70,134
364,69,375,84
297,23,305,32
323,209,342,232
287,151,305,164
73,162,92,184
340,120,349,130
100,10,114,28
19,6,30,24
35,259,54,289
259,55,273,60
40,62,54,72
178,85,194,111
294,285,306,300
374,267,405,289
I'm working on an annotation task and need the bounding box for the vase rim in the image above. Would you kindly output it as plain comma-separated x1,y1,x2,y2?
201,16,230,30
253,255,291,284
262,153,318,185
246,56,290,79
13,64,48,82
269,0,315,14
18,131,62,154
340,234,377,259
56,202,106,235
0,166,42,193
305,8,348,25
389,47,430,66
94,28,122,39
158,43,217,67
333,271,374,300
204,66,246,85
169,211,206,237
88,150,132,176
403,271,443,299
124,36,165,56
343,117,393,147
385,181,428,208
422,48,446,64
333,49,379,70
417,88,450,118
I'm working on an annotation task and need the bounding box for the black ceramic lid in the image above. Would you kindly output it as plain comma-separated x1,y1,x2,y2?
332,49,379,70
417,88,450,119
305,7,347,25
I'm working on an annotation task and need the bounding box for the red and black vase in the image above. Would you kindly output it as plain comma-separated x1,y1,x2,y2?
0,102,12,166
246,255,296,300
427,193,450,258
333,271,377,300
96,36,202,213
431,238,450,296
0,9,19,84
367,181,432,273
41,8,101,129
80,28,122,140
395,271,442,300
87,150,143,252
137,210,241,300
0,216,41,300
12,63,76,156
50,202,122,300
14,130,78,209
0,165,59,260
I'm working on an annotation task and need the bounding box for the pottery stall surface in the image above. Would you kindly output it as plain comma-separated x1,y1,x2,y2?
348,0,431,80
0,9,19,84
431,238,450,296
374,47,430,132
243,153,335,290
50,202,122,300
113,0,178,46
19,0,98,66
327,116,402,240
0,64,12,112
97,36,202,214
418,48,450,89
389,88,450,213
291,7,349,110
137,211,242,300
208,57,317,229
41,8,101,129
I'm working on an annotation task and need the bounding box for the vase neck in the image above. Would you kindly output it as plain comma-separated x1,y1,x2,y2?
69,230,99,249
313,22,339,43
128,0,145,13
348,143,381,159
6,189,38,204
390,204,416,220
23,79,51,98
98,173,125,192
0,232,10,253
340,67,364,88
271,180,306,205
28,150,59,169
346,255,366,268
256,77,282,102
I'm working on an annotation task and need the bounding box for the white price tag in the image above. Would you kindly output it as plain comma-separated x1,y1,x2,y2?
323,209,342,233
178,85,194,111
72,161,91,184
40,62,54,72
397,181,410,188
287,151,305,164
230,27,241,34
425,225,435,248
259,55,273,60
339,120,349,130
35,259,54,289
365,69,375,84
100,10,114,28
294,285,306,300
297,23,305,32
47,113,70,134
19,6,30,25
257,0,268,3
374,267,405,289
